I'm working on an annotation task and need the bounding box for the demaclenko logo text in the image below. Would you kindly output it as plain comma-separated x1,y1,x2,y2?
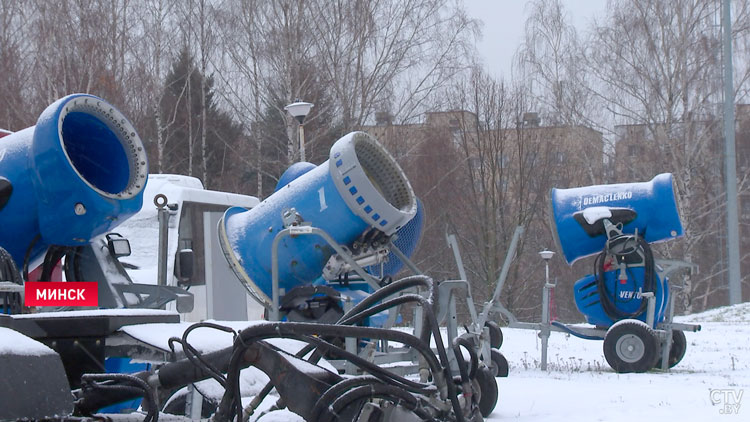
582,191,633,206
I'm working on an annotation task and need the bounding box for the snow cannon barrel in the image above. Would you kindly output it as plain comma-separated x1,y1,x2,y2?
219,131,417,307
0,94,148,267
550,173,683,265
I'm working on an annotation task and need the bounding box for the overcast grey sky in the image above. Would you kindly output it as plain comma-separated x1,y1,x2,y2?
464,0,608,80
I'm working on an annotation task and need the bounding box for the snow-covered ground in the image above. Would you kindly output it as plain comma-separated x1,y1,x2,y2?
486,303,750,421
242,303,749,421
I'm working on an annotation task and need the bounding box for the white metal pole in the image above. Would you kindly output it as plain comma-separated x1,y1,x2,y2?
298,124,306,162
723,0,742,305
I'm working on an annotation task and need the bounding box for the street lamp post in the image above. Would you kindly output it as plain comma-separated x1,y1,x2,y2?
284,100,314,162
538,249,555,371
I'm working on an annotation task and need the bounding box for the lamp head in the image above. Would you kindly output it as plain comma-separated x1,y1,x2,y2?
285,101,314,124
539,249,555,261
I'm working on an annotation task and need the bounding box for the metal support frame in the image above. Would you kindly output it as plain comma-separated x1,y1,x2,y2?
540,256,555,371
267,223,505,379
269,225,381,321
445,225,703,372
185,383,202,420
476,227,525,328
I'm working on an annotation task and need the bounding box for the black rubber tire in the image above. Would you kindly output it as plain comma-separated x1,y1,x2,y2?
163,392,216,418
603,319,659,373
489,348,509,378
485,321,503,349
475,366,498,417
655,329,687,369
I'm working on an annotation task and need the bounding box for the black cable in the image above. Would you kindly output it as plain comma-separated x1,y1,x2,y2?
221,275,466,421
325,285,466,421
453,337,478,381
595,235,656,321
22,234,41,281
309,376,384,421
63,246,85,285
0,247,23,314
319,384,425,422
246,275,437,415
452,343,471,387
80,373,158,422
299,334,436,393
40,245,71,281
180,322,238,389
214,322,452,421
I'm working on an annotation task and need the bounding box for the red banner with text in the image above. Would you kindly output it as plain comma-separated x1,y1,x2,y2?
25,282,98,307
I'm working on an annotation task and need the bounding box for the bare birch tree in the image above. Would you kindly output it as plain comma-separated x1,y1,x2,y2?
582,0,750,312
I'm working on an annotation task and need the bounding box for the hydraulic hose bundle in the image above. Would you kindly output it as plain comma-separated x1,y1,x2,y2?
593,233,657,321
73,275,488,422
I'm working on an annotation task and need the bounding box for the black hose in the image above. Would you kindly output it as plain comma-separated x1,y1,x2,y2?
180,322,237,388
0,246,22,314
246,275,436,415
309,376,384,421
214,322,450,421
595,235,656,321
299,334,436,393
453,337,478,381
39,245,71,281
80,373,158,422
318,384,425,422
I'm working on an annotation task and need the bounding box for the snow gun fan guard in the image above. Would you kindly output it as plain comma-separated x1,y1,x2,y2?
219,131,417,307
0,94,148,268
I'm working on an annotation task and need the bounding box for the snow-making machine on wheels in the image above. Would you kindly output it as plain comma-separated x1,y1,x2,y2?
549,174,701,373
0,95,499,422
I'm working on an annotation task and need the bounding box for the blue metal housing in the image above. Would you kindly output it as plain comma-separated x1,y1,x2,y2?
573,268,669,327
550,173,683,265
274,161,316,192
0,94,148,267
220,132,417,307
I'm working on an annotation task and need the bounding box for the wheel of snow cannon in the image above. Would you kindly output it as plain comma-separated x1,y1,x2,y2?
485,321,503,349
163,391,217,418
475,365,498,417
655,329,687,369
489,348,509,378
603,319,660,373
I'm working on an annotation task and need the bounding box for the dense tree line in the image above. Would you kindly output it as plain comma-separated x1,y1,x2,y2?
1,0,750,319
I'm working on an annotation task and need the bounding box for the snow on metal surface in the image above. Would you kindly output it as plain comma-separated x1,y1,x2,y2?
581,206,613,224
11,308,178,319
120,320,335,370
108,174,258,287
0,327,55,356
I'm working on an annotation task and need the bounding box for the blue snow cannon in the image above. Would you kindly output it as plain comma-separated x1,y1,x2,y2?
219,131,417,307
550,173,682,265
0,94,148,268
550,173,683,327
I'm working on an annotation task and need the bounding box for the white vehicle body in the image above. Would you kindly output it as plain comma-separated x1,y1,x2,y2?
114,174,265,322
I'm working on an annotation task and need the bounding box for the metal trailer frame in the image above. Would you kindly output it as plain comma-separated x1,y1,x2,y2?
445,225,701,372
264,223,512,378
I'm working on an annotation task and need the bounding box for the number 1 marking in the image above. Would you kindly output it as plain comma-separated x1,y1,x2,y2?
318,187,328,211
